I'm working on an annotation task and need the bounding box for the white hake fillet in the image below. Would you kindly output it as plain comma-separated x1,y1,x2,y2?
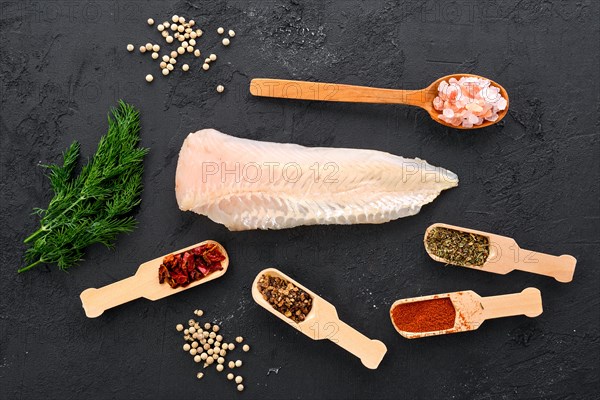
176,129,458,231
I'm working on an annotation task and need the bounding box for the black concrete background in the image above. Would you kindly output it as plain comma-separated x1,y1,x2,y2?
1,1,599,399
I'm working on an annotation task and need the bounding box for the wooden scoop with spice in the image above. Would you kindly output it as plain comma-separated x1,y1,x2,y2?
390,287,543,339
250,74,509,129
424,223,577,283
80,240,228,318
252,268,387,369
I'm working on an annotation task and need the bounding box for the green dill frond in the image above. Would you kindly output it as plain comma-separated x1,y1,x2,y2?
20,101,148,273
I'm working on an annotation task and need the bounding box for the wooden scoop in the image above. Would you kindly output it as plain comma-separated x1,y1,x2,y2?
249,74,508,129
424,223,576,283
80,240,229,318
390,287,543,339
252,268,387,369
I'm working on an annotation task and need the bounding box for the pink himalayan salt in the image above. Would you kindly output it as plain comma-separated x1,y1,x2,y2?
433,76,507,128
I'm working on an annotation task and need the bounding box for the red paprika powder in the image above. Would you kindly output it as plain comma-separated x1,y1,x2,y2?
391,297,456,333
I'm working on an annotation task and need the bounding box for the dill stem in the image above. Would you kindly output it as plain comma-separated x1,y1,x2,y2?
17,259,44,273
23,227,47,244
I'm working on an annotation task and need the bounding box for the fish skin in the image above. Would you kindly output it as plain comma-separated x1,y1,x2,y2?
176,129,458,231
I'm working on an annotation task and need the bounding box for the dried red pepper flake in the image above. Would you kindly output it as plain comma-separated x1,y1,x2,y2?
158,243,225,289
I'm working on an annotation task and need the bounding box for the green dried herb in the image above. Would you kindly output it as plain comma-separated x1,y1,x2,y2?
425,227,489,267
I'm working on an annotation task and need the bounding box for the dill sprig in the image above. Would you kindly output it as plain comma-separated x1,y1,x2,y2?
19,101,149,273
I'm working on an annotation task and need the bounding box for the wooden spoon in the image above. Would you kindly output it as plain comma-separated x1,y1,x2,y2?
249,74,509,129
390,287,543,339
424,223,576,283
80,240,229,318
252,268,387,369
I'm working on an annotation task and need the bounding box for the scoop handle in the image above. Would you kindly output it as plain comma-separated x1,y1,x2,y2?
331,319,387,369
512,251,576,283
80,275,144,318
250,78,425,106
480,287,543,320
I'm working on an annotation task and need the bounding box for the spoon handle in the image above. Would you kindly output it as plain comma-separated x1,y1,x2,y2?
330,319,387,369
480,287,543,320
250,78,425,106
80,275,144,318
512,251,576,283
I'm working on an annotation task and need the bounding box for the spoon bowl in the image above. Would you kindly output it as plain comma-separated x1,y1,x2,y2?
250,74,509,130
420,73,509,129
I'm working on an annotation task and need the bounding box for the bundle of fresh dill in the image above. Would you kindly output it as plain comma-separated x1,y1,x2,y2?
20,101,149,273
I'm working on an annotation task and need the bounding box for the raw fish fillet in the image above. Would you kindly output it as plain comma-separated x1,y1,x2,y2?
176,129,458,231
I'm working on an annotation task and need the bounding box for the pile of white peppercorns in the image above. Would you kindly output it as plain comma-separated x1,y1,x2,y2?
176,309,251,392
127,14,233,93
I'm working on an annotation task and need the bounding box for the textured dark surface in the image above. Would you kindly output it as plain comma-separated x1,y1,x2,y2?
1,1,599,399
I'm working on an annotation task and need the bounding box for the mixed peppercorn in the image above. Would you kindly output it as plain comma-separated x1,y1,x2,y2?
257,274,313,323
